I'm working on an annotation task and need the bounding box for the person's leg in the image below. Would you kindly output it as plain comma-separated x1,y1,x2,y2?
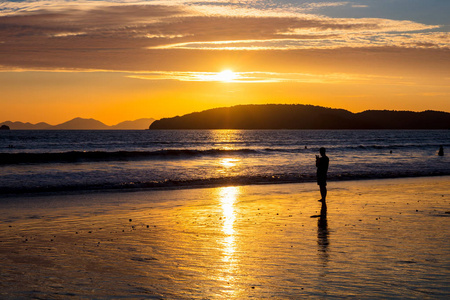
320,185,327,201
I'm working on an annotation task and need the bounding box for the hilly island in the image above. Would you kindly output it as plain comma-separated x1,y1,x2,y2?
1,118,155,130
2,105,449,130
150,104,450,130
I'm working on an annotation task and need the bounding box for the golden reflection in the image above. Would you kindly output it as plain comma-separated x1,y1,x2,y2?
220,158,240,168
219,186,240,264
217,186,240,297
210,130,243,149
220,186,238,237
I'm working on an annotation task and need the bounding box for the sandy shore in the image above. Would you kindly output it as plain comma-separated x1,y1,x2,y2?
1,177,449,299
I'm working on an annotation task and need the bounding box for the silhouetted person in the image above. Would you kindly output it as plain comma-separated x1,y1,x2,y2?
438,146,444,156
316,147,329,202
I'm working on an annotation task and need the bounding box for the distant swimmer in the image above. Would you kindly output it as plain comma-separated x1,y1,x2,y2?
316,147,329,202
438,146,444,156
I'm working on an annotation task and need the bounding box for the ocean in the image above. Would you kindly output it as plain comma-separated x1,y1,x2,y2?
0,130,449,195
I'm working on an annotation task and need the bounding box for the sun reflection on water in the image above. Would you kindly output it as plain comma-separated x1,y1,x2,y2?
218,186,240,293
220,158,240,168
220,186,238,239
210,129,244,148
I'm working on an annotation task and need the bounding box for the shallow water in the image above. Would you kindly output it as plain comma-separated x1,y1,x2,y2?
0,177,448,298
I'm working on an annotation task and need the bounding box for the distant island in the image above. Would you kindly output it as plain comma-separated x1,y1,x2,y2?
150,104,450,130
1,118,155,130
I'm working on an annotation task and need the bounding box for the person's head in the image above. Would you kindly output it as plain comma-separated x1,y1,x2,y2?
319,147,326,156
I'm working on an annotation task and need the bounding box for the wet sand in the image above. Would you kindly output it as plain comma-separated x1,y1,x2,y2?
1,177,449,299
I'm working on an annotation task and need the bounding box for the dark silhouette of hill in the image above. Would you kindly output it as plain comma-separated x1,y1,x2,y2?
111,118,155,129
1,118,155,130
355,110,450,129
51,118,110,130
0,121,52,130
150,104,450,129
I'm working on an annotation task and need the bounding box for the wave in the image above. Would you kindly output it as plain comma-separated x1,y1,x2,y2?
347,144,435,150
0,149,258,165
1,171,448,196
0,142,444,164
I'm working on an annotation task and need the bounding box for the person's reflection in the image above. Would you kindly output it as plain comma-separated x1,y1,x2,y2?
317,201,329,265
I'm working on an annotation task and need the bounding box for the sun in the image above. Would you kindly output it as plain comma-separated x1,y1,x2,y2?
216,70,237,82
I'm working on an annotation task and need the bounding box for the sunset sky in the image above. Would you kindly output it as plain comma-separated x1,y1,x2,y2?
1,0,449,125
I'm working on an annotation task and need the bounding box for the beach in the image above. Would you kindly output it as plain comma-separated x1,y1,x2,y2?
0,176,449,299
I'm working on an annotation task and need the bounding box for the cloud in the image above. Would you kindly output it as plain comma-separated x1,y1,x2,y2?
0,67,413,85
278,18,438,35
302,2,349,10
127,70,409,85
0,1,448,72
151,32,449,51
128,71,286,83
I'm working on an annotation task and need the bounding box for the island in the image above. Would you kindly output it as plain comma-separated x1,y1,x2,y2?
0,118,155,130
0,125,10,130
149,104,450,130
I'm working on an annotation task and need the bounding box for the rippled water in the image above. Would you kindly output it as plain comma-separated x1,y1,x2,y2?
0,130,449,194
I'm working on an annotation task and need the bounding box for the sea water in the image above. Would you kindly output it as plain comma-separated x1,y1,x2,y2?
0,130,449,195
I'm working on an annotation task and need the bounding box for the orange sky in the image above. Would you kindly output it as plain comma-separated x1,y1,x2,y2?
1,0,449,125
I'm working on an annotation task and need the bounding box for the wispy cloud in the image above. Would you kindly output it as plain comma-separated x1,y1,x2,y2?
128,71,281,83
127,70,409,85
302,2,349,10
128,71,287,83
0,66,426,86
151,32,449,51
0,1,448,72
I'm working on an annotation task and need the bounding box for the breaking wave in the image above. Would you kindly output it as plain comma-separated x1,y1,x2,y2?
0,149,258,165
